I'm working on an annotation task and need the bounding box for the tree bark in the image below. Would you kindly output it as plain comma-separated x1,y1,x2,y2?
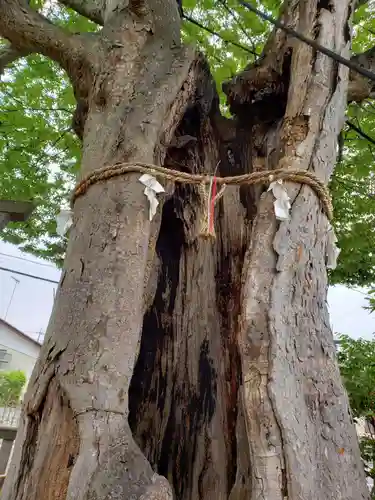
0,0,371,499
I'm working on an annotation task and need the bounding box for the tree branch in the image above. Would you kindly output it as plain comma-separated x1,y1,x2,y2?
355,0,369,7
346,120,375,147
0,0,90,73
348,46,375,102
57,0,104,25
0,43,31,75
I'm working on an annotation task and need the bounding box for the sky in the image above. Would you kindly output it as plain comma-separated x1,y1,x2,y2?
0,240,374,343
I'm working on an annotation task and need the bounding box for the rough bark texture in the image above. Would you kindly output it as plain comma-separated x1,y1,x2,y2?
0,0,371,499
228,2,369,499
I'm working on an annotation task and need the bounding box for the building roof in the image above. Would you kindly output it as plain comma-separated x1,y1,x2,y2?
0,319,42,347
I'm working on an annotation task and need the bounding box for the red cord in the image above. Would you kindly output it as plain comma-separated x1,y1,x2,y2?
210,177,217,233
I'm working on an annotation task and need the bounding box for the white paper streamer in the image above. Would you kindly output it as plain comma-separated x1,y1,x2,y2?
139,174,165,221
326,224,341,270
267,179,291,221
56,209,73,236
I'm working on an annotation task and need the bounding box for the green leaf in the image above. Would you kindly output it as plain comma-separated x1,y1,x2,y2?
0,0,375,286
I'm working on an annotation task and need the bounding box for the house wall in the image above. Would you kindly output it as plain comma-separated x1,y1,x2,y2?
0,322,40,394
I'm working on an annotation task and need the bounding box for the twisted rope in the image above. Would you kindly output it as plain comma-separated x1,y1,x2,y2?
72,162,333,238
198,181,226,238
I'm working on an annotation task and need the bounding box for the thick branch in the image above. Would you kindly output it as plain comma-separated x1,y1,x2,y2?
0,43,30,75
57,0,104,25
0,0,90,73
348,46,375,102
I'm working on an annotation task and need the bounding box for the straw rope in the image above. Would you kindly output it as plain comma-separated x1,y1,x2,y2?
72,162,333,238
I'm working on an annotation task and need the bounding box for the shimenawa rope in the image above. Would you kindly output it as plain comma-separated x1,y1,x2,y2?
72,162,333,238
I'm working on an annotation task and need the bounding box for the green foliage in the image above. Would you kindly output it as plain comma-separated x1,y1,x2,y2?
0,1,375,283
330,101,375,285
0,370,27,405
367,289,375,314
338,335,375,418
0,52,79,266
337,335,375,489
359,437,375,492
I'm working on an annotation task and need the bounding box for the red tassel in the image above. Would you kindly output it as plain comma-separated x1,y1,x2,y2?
209,177,217,234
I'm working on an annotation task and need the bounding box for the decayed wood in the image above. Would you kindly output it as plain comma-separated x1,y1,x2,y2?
236,0,370,499
7,379,80,499
128,75,256,498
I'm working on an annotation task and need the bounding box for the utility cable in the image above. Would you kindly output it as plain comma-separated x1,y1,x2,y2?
0,266,60,284
239,1,375,84
0,251,57,268
182,14,258,56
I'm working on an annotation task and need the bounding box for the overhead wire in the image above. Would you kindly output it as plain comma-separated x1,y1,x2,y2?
346,120,375,147
216,0,258,54
0,251,57,268
184,2,375,97
0,266,60,284
1,3,374,291
185,2,375,151
182,13,258,56
238,0,375,83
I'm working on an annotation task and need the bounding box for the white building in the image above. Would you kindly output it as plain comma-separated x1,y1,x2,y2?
0,319,41,388
356,417,375,493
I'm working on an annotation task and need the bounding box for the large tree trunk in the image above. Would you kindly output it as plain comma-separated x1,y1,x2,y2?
1,0,370,499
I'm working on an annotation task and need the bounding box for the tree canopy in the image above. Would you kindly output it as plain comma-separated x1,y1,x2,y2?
0,2,372,498
338,334,375,420
338,335,375,492
0,0,375,283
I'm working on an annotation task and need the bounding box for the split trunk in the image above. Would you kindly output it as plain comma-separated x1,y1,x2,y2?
2,0,370,499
